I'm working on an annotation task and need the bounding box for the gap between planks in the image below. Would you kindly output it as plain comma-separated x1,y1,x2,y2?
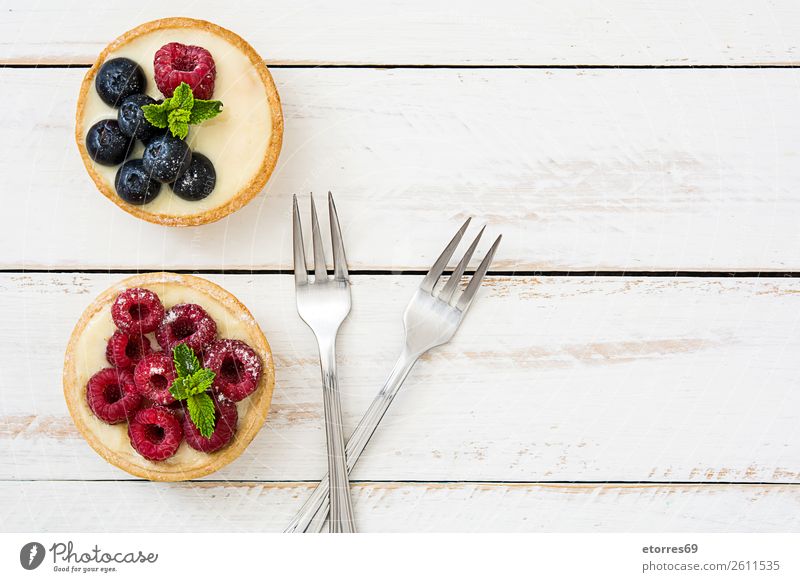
3,269,800,278
4,0,800,69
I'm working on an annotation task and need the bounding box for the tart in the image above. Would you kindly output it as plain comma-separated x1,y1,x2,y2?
63,272,275,481
75,18,283,226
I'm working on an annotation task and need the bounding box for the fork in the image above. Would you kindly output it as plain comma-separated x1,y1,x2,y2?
292,192,356,533
285,218,501,533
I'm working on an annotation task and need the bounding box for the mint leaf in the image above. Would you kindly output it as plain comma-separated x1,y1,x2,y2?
170,121,189,140
168,376,192,401
141,83,223,139
169,343,218,436
186,392,216,438
189,99,223,124
167,108,191,140
141,103,169,128
173,343,200,377
169,82,194,111
187,368,215,396
168,108,191,124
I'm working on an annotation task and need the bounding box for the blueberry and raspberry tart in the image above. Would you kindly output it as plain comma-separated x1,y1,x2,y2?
75,18,283,226
63,273,275,480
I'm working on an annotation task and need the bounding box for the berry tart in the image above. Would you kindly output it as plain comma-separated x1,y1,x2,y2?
75,18,283,226
63,273,275,481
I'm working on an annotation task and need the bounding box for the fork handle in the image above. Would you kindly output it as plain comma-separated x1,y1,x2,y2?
285,348,419,533
317,339,356,533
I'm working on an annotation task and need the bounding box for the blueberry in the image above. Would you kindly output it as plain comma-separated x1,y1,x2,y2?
95,58,147,107
141,127,169,147
171,153,216,201
85,120,132,166
142,135,192,183
115,159,162,205
117,94,159,141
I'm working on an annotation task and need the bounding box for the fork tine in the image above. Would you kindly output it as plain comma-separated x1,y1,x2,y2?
292,195,308,286
419,218,471,293
328,192,349,281
455,235,501,312
309,193,328,281
440,225,484,303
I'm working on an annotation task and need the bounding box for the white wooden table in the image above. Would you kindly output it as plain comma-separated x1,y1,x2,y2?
2,0,800,532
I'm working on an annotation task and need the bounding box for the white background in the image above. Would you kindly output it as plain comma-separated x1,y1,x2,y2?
1,0,800,533
1,533,798,580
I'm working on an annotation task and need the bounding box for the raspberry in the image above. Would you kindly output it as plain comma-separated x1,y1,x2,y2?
105,330,152,369
128,407,183,461
165,399,186,418
156,303,217,353
204,339,262,402
111,288,165,335
183,395,238,453
142,400,185,421
133,352,177,405
154,42,216,100
86,367,142,424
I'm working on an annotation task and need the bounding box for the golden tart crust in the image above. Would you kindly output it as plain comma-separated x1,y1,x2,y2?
63,272,275,481
75,17,283,227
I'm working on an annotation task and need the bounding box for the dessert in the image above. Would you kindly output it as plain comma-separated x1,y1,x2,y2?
75,18,283,226
63,273,275,481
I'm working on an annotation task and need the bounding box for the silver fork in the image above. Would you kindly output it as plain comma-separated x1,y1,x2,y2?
286,218,501,533
292,192,356,533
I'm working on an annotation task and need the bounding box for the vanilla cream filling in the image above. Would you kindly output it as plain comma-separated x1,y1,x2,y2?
80,27,272,217
72,280,266,471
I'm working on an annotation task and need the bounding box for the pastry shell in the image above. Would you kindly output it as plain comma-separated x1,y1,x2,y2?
63,272,275,481
75,17,283,227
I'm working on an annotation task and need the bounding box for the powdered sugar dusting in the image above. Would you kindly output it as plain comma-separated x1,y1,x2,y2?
162,309,180,325
71,273,272,476
203,338,263,402
155,303,217,352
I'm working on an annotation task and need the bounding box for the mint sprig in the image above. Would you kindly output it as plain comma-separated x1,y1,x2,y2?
168,343,217,438
142,83,223,140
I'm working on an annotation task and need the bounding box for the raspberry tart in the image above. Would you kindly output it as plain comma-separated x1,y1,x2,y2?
63,273,275,481
75,18,283,226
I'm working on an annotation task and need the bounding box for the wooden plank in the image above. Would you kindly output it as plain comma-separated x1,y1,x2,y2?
2,1,800,66
5,68,800,271
2,273,799,482
2,481,799,532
